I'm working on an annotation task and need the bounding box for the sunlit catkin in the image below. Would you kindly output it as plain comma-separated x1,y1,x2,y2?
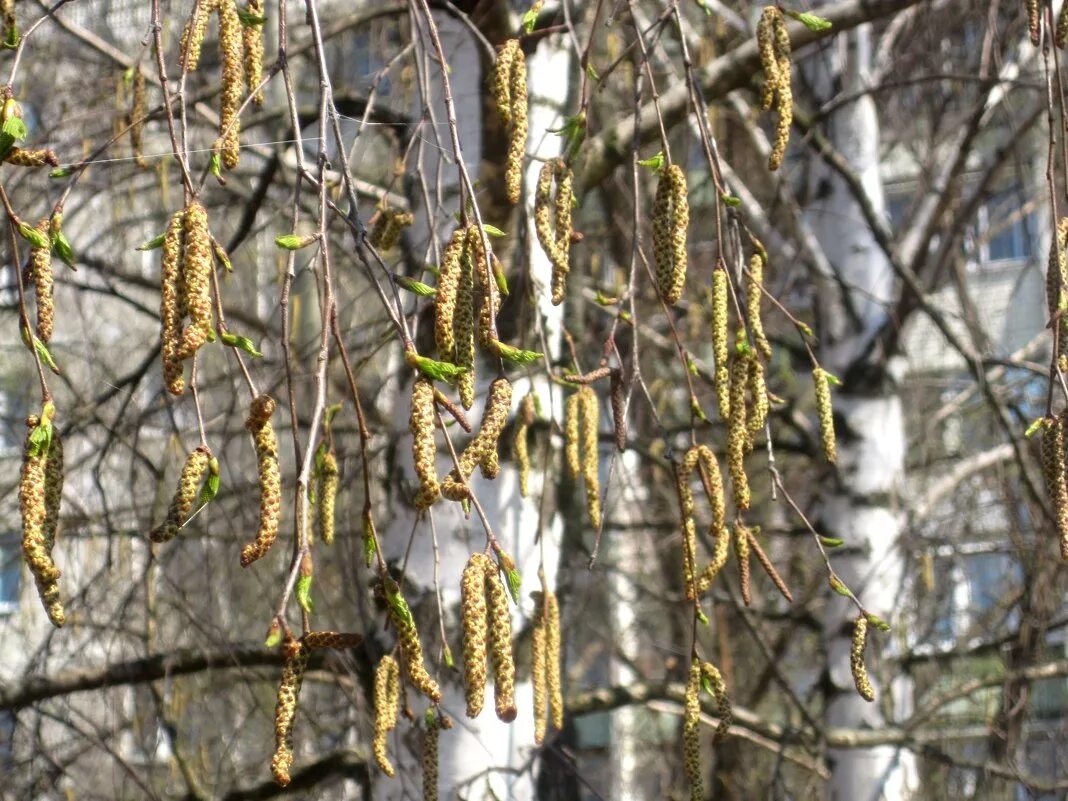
565,391,581,477
683,657,703,801
461,553,491,718
506,42,527,204
676,452,699,599
735,523,752,606
1041,413,1068,560
455,230,477,408
756,7,780,111
652,164,689,305
316,450,338,545
423,713,441,801
178,202,213,360
700,661,732,742
813,367,837,464
372,654,400,776
1028,0,1041,45
545,590,563,730
150,446,211,543
301,630,362,649
410,378,440,509
712,265,730,421
514,393,535,497
491,39,517,126
727,354,750,511
21,415,64,627
241,395,281,566
531,592,549,743
160,209,187,395
469,226,499,351
216,0,245,170
579,387,602,529
1049,218,1068,371
1058,1,1068,48
29,220,53,343
242,0,265,104
271,636,309,787
611,368,627,451
43,430,63,555
0,0,14,47
472,377,513,481
387,588,442,702
535,160,574,305
4,147,59,167
850,616,875,702
747,356,768,448
130,68,147,168
485,564,517,722
758,7,793,171
434,227,467,363
746,250,772,359
179,0,214,71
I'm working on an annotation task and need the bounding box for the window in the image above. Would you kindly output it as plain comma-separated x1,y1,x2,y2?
979,189,1036,265
0,535,19,615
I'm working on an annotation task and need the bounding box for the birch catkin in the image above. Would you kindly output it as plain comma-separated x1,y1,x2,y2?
423,713,441,801
813,367,837,464
734,523,752,606
485,565,517,722
545,590,564,731
1041,413,1068,560
130,68,148,167
179,0,214,72
29,220,53,343
316,451,338,545
372,654,400,776
241,395,281,566
700,661,732,742
514,393,535,497
727,353,750,510
271,636,309,786
441,378,512,499
178,202,213,360
386,583,442,702
579,387,602,529
455,230,477,409
683,657,703,801
746,250,772,359
410,378,440,509
1028,0,1041,45
43,430,63,556
242,0,265,104
534,160,574,305
21,415,64,627
461,553,491,717
850,616,875,702
1058,0,1068,48
758,7,793,171
150,446,211,543
531,592,549,744
216,0,245,170
504,41,528,205
434,227,467,363
712,265,730,421
160,209,187,395
652,164,689,305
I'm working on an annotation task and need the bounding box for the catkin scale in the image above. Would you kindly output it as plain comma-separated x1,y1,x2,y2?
813,367,837,464
652,165,689,305
243,0,265,104
20,416,64,627
160,210,187,395
1041,414,1068,560
727,355,750,510
850,616,875,702
410,378,440,509
271,637,309,787
485,565,517,721
372,654,400,776
316,451,338,544
241,395,281,566
216,0,245,170
461,553,491,717
683,658,703,801
150,446,211,543
177,203,213,360
29,220,53,343
712,267,730,421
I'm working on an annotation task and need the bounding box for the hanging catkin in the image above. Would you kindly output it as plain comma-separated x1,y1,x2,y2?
271,636,309,786
545,590,563,731
579,387,602,529
850,615,875,702
316,450,338,545
758,7,792,171
434,227,467,363
812,367,837,464
676,453,699,600
712,265,730,421
160,209,187,395
1028,0,1041,45
410,377,440,509
734,523,752,606
179,0,214,72
29,220,53,343
610,368,627,451
683,657,703,801
150,445,211,543
240,395,281,566
423,712,442,801
746,249,772,360
535,160,574,305
491,39,528,205
469,226,499,351
455,228,477,409
441,378,512,500
747,356,769,448
216,0,245,170
177,202,213,360
700,661,732,742
531,591,549,743
727,353,750,511
372,654,400,776
43,429,63,556
20,415,64,628
386,582,442,702
1041,413,1068,560
1058,0,1068,48
652,164,689,305
242,0,265,104
485,564,517,721
130,68,148,168
514,393,535,497
461,553,491,717
1047,218,1068,372
301,630,362,649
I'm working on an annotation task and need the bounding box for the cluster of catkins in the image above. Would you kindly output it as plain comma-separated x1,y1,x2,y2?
757,6,793,171
682,656,732,801
653,164,689,305
565,386,602,529
19,408,65,627
491,39,529,205
534,159,574,305
368,207,415,251
1040,411,1068,560
179,0,267,169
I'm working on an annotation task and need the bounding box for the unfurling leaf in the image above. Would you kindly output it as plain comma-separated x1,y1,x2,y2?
493,341,544,365
396,275,436,297
506,569,522,606
820,535,845,548
137,232,167,251
51,228,75,269
197,457,221,507
829,575,852,597
264,619,283,648
405,351,468,382
1025,417,1046,438
296,573,314,614
219,329,263,357
386,585,414,628
638,151,665,171
720,193,742,207
785,9,833,31
17,221,48,249
274,233,317,251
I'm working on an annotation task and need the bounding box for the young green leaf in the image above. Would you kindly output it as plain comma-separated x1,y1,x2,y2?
17,221,48,250
405,351,468,382
506,568,522,606
395,275,436,297
219,329,263,357
211,238,232,272
197,457,221,507
236,6,267,26
493,341,544,365
51,229,76,270
819,535,845,548
865,613,892,632
481,223,507,238
136,232,167,251
274,233,317,251
208,151,222,181
1025,417,1046,438
785,9,833,32
49,165,75,179
264,620,283,649
386,586,414,628
829,575,852,597
3,115,27,142
296,574,314,614
720,193,742,207
492,257,509,297
637,151,665,172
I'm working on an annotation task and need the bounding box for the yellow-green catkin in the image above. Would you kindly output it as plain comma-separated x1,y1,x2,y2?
4,147,58,167
756,7,780,111
410,378,440,509
492,39,528,205
434,227,467,363
1048,218,1068,372
241,395,281,567
372,653,400,776
1042,413,1068,560
514,393,535,497
388,592,442,702
301,630,362,649
150,445,211,543
316,450,338,545
700,661,732,742
652,164,689,305
216,0,245,170
758,7,792,171
712,265,730,421
441,377,513,500
455,229,477,409
179,0,215,71
747,356,768,448
850,616,875,702
485,564,517,722
242,0,265,104
684,445,729,597
565,391,581,477
160,209,187,395
813,367,837,464
1028,0,1041,46
20,415,64,628
535,160,573,305
676,452,699,600
531,591,549,744
579,387,602,529
0,0,14,46
727,354,750,511
423,712,441,801
130,68,148,168
469,226,498,351
694,525,730,598
1058,1,1068,48
545,590,563,731
43,430,63,555
747,250,772,359
29,220,53,344
683,657,703,801
271,636,309,787
735,523,751,606
178,202,213,360
368,208,414,251
461,553,491,717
